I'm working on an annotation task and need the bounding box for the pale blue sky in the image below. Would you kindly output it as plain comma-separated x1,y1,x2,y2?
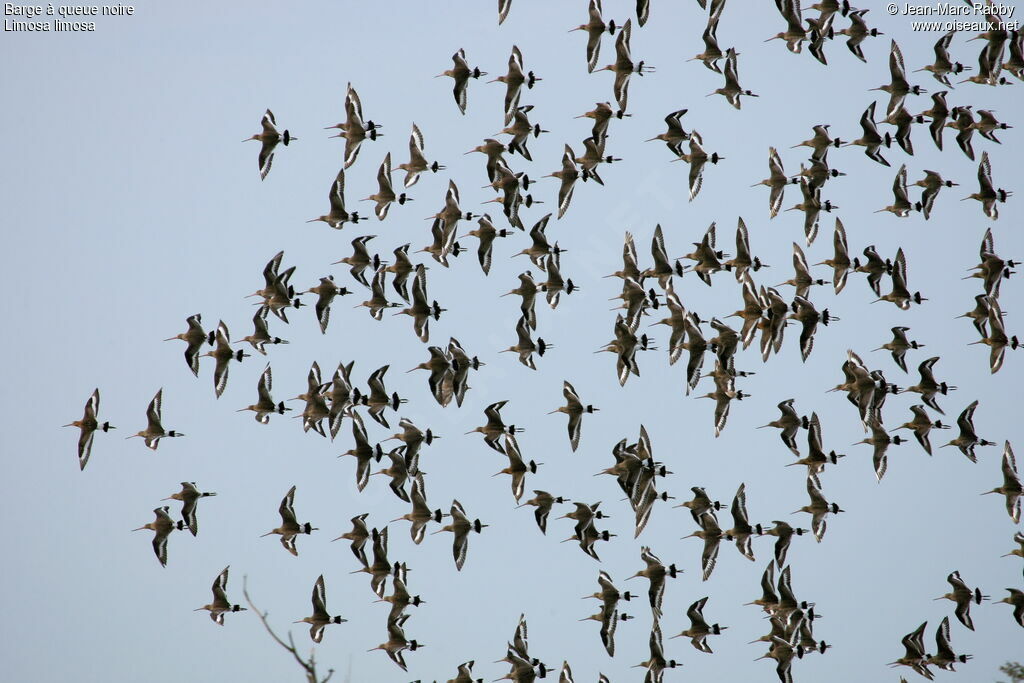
2,1,1022,681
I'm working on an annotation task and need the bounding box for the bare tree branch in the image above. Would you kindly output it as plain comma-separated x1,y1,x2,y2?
242,575,332,683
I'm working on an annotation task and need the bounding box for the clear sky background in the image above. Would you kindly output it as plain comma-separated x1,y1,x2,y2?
2,1,1022,681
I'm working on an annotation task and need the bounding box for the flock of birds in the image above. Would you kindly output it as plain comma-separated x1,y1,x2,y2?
61,1,1023,681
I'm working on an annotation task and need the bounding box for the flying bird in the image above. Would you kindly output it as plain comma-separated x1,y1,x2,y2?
261,485,317,556
438,49,487,115
243,109,294,180
64,388,114,470
161,482,216,537
295,575,347,643
195,566,246,625
127,388,184,451
132,506,184,567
